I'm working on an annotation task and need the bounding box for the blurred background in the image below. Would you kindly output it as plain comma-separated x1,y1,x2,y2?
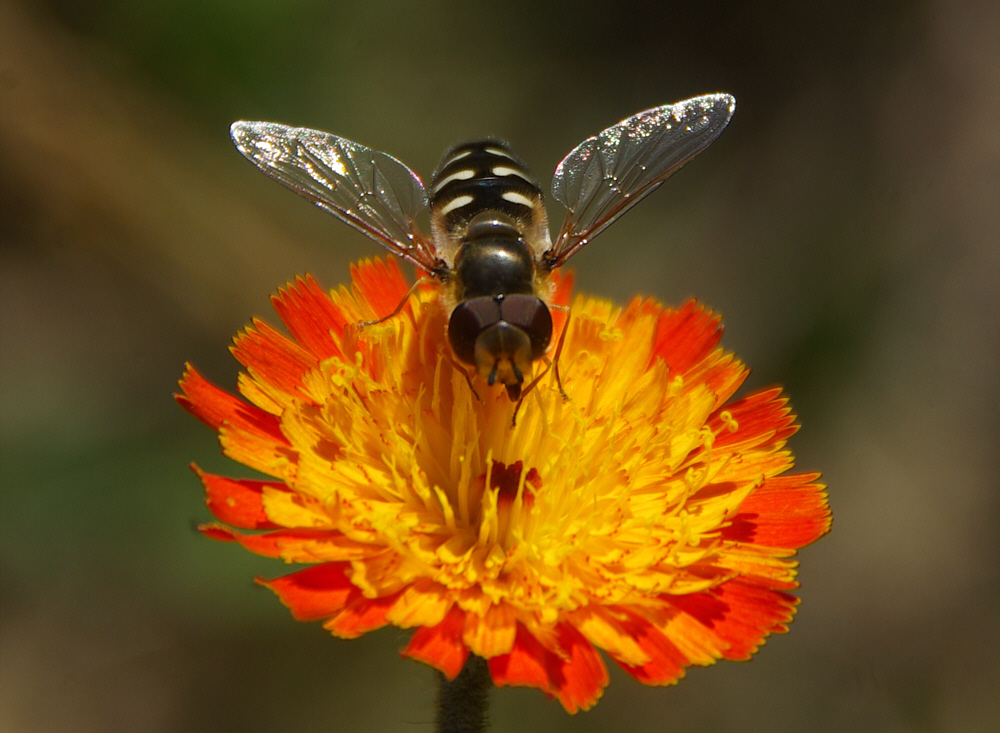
1,0,997,731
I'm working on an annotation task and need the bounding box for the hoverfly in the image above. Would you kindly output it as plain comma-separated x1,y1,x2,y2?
231,93,735,401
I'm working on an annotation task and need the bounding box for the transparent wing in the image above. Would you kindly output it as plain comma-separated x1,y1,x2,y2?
231,121,441,272
547,93,735,269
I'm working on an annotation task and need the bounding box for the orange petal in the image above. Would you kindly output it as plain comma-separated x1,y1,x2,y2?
323,593,399,638
669,578,799,661
271,275,347,361
710,387,798,451
259,563,356,621
548,269,575,347
217,424,297,479
197,524,377,562
565,605,651,667
549,268,574,308
195,467,282,530
651,300,723,376
489,623,608,714
488,624,553,696
231,319,317,396
349,257,411,319
548,624,608,714
722,473,831,548
199,524,237,543
462,603,517,658
618,296,663,330
698,351,749,406
384,579,452,628
401,606,469,679
607,607,689,686
175,365,286,443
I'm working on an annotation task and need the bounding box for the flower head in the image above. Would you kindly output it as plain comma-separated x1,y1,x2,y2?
177,258,830,712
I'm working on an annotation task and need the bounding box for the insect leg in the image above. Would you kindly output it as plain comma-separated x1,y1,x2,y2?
551,309,571,401
358,277,436,329
511,308,573,426
448,356,482,402
511,360,553,427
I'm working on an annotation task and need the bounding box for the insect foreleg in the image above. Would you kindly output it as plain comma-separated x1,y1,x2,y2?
358,276,437,329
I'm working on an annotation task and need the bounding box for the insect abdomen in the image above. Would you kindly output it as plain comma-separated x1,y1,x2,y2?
429,140,544,235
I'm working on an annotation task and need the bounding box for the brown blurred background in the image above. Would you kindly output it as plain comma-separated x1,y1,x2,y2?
1,1,997,731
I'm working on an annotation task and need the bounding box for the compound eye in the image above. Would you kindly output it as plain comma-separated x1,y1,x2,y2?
448,297,502,365
498,295,552,358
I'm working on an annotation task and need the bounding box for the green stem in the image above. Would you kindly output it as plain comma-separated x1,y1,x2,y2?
436,655,492,733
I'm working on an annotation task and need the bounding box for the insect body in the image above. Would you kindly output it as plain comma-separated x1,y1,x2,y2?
431,140,553,399
231,93,735,400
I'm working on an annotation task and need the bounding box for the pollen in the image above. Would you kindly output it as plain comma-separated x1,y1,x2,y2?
719,410,739,432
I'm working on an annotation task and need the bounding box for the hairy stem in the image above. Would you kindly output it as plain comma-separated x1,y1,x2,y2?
436,655,492,733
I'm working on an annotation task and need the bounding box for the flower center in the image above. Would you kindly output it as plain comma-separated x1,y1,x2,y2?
479,459,540,549
487,460,539,507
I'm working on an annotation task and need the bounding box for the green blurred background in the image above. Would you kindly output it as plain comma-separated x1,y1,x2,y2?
1,1,997,731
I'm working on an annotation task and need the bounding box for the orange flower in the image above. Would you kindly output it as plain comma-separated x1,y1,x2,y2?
177,258,830,712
